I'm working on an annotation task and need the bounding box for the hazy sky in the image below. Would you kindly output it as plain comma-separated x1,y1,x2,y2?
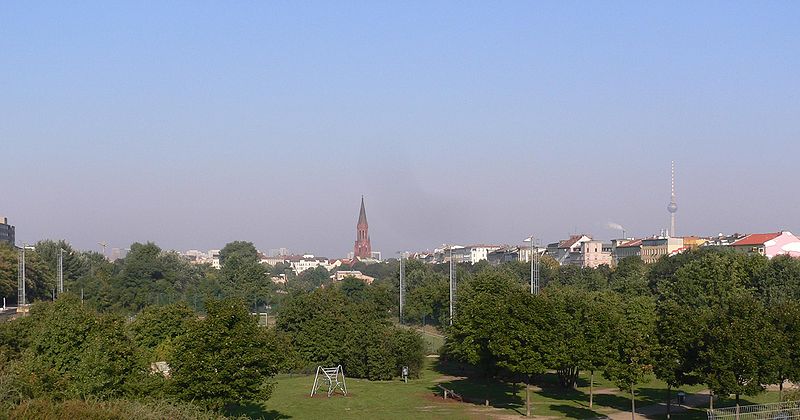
2,2,799,257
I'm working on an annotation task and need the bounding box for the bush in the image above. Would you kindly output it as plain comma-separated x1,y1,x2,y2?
170,298,279,410
3,398,226,420
12,295,139,400
277,286,426,380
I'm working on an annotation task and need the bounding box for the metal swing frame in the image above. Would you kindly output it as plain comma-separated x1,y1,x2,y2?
310,365,348,397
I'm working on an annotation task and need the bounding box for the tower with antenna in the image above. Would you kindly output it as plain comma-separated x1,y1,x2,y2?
667,161,678,237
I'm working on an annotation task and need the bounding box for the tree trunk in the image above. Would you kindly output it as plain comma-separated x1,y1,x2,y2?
735,393,740,407
631,386,636,420
780,379,784,402
710,391,713,410
526,375,531,417
589,370,594,408
666,384,671,420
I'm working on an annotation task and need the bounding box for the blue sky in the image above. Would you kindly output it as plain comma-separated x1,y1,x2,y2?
2,1,798,256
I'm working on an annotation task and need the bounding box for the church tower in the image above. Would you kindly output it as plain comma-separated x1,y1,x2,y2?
354,196,372,259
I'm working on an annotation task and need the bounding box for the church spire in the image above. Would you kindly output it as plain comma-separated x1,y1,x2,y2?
358,195,368,225
354,196,372,259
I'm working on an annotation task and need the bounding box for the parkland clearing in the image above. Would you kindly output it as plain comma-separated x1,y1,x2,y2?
2,240,800,419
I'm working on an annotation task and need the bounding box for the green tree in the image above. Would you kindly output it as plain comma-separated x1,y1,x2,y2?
293,266,330,291
128,302,196,358
219,241,270,300
170,298,279,410
276,285,423,380
14,295,138,400
218,241,259,266
544,286,590,388
554,265,608,291
490,291,550,417
389,328,426,378
445,270,524,376
701,290,775,406
112,242,165,310
756,255,800,305
766,301,800,401
73,251,116,307
0,243,17,302
609,257,649,296
583,291,622,408
33,240,88,291
603,295,657,418
403,271,449,326
654,298,704,416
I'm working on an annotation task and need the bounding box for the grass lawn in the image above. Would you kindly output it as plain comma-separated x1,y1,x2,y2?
227,359,482,419
227,359,781,419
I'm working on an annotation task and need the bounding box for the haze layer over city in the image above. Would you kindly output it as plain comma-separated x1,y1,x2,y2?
3,2,799,256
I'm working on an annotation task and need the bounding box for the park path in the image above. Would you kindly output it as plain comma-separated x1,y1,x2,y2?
597,390,710,420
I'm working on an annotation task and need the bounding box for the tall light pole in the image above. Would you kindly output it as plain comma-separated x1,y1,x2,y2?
524,236,540,295
17,246,26,306
58,248,64,295
448,246,459,326
398,251,405,324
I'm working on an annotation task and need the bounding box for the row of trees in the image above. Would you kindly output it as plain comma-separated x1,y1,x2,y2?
440,249,800,416
1,239,403,315
443,272,653,416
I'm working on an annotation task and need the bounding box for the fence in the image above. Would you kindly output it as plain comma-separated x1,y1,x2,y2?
708,400,800,419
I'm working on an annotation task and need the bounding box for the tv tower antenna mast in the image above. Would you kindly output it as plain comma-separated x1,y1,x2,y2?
667,161,678,237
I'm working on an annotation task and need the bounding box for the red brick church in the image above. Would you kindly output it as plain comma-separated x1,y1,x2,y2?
354,196,372,259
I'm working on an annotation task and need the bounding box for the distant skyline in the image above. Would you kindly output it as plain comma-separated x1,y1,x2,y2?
3,2,799,256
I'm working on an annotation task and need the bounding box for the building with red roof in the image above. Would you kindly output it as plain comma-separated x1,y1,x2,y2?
731,231,800,259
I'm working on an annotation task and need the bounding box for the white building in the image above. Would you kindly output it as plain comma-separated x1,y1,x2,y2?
546,235,592,265
287,255,340,274
451,245,502,264
331,270,375,285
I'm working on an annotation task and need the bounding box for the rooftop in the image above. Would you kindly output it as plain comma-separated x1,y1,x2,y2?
731,232,783,247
